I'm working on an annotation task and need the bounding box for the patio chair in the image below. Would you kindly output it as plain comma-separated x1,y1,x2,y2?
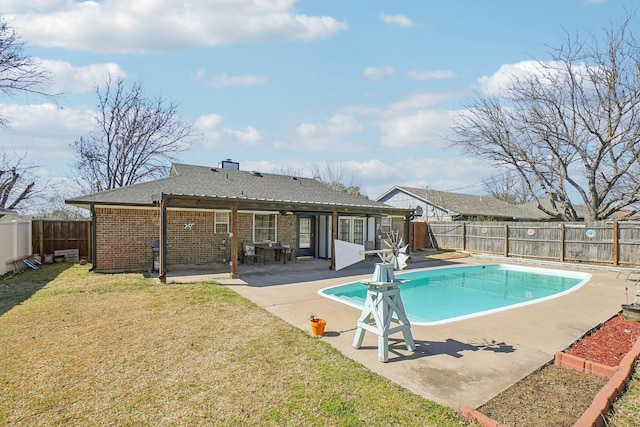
242,243,258,264
282,244,296,262
364,241,375,259
618,269,640,285
617,246,640,284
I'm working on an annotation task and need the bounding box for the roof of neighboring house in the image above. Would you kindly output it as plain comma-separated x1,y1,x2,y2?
66,163,408,214
378,186,549,220
517,199,587,220
0,207,17,215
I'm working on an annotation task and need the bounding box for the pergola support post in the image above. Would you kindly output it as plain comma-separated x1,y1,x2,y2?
159,194,168,284
231,206,239,278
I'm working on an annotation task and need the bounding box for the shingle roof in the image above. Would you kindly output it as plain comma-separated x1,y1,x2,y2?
66,163,400,212
389,186,548,220
518,199,587,220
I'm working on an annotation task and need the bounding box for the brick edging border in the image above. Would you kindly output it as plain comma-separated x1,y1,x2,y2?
554,352,617,379
573,336,640,427
462,337,640,427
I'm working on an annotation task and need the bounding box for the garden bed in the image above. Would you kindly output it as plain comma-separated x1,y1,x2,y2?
473,312,640,427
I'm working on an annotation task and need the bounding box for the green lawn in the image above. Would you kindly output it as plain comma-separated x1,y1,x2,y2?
0,263,466,426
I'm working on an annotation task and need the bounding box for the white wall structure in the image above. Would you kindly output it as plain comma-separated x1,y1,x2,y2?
0,221,32,275
334,239,364,270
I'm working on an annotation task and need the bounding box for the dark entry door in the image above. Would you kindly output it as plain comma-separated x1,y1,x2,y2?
297,215,315,257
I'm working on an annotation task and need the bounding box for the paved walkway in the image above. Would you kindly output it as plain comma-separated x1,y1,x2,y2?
163,256,630,409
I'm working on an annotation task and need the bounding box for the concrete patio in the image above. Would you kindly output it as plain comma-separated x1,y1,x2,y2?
161,255,630,410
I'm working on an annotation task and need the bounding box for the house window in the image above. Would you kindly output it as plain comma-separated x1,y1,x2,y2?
353,218,364,245
254,214,277,242
338,217,366,244
215,212,229,234
381,217,392,234
339,218,351,241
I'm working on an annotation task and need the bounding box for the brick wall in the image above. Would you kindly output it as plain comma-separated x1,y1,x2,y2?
95,208,300,272
167,210,218,268
278,214,297,247
95,207,159,272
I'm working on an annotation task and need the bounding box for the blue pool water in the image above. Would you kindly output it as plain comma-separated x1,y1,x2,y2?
318,264,591,325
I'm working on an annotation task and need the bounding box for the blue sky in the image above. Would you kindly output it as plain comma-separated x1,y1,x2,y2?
0,0,634,201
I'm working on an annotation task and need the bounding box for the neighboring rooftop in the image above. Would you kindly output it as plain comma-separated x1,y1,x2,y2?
380,186,550,221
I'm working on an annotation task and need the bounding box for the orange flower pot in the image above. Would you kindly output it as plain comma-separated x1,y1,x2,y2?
310,318,327,336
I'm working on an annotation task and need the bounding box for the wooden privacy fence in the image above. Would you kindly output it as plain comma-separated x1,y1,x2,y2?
32,220,92,262
426,221,640,267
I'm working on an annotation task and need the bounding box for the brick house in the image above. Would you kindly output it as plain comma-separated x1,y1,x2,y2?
66,161,412,280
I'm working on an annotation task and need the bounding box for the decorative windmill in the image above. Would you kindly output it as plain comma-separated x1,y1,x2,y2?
354,231,415,362
361,230,410,270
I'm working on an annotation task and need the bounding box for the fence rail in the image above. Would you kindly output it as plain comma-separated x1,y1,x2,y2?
426,220,640,267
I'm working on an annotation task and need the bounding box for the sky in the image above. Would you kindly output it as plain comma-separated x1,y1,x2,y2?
0,0,636,204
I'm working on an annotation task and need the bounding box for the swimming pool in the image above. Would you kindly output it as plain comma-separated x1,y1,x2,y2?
318,264,592,325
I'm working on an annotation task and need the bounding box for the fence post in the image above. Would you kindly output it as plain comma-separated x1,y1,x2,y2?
503,224,509,257
559,223,565,262
461,222,466,251
38,220,44,257
613,221,619,266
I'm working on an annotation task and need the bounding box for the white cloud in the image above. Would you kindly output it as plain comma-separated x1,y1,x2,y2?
194,113,261,148
379,13,417,28
407,70,457,80
0,0,67,14
369,90,463,148
5,0,348,54
478,59,596,96
273,114,364,152
0,103,95,169
296,114,362,138
39,59,127,94
363,66,394,81
478,61,542,95
378,109,456,148
202,73,270,89
387,91,465,112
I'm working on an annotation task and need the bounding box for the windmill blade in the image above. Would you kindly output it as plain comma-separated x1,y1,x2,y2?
372,231,410,270
396,252,410,270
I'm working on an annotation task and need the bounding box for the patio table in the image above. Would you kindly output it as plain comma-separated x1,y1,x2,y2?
255,243,287,264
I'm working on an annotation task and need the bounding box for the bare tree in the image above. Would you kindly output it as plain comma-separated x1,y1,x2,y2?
72,76,194,193
0,152,42,217
0,20,54,215
452,15,640,221
311,162,367,198
272,166,305,177
0,19,54,128
484,170,537,204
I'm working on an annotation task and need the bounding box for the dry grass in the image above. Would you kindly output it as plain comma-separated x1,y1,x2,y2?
0,263,464,426
608,360,640,426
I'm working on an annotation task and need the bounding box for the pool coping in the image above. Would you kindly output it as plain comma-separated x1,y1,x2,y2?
177,255,631,410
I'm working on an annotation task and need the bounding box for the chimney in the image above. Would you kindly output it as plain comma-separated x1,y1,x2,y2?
218,159,239,170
